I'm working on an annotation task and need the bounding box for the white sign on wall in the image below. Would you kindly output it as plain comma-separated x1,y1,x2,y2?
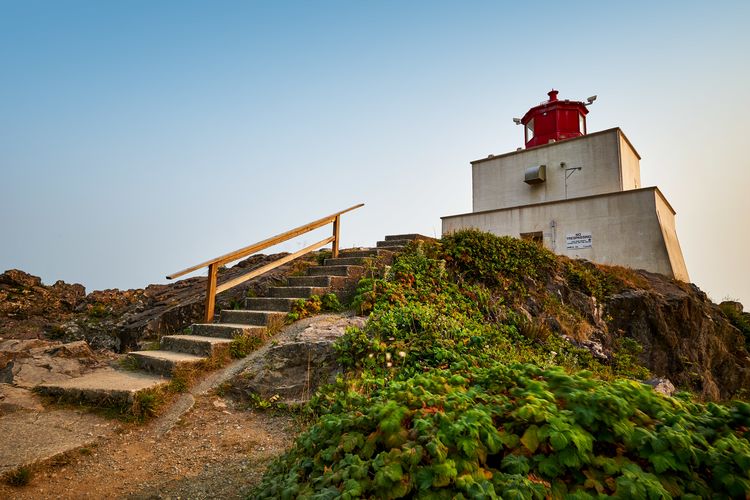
566,232,592,249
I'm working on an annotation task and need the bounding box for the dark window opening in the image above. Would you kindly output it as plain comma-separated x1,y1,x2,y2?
520,231,544,245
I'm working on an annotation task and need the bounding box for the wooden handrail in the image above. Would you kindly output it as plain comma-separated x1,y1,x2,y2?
166,203,364,322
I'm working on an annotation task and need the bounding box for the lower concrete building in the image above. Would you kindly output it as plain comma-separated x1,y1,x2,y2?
442,186,689,281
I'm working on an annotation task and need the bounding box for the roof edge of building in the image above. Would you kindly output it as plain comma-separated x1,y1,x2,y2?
470,127,641,165
441,186,670,220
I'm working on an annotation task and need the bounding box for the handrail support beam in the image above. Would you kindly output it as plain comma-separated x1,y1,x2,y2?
332,214,341,258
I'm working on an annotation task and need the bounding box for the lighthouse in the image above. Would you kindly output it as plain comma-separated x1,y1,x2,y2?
442,91,689,281
520,89,590,148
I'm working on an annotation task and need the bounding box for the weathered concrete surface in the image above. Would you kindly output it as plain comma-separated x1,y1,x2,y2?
470,128,641,212
0,409,117,477
37,368,168,406
0,384,44,414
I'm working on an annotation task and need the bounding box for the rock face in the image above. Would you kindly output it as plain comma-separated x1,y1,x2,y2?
605,272,750,401
0,253,306,352
0,338,113,416
232,314,366,403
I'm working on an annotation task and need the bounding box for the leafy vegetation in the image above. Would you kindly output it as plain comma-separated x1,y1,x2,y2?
252,230,750,498
720,302,750,348
287,293,344,322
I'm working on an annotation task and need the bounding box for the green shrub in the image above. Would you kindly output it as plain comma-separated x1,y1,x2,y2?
441,229,556,296
255,363,750,498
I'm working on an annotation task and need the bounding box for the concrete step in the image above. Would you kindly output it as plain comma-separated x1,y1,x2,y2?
340,248,394,259
190,323,267,339
160,335,232,357
268,286,328,298
377,239,412,248
219,309,287,329
243,297,297,312
37,368,168,406
324,256,370,266
286,275,349,288
384,234,433,241
128,350,207,376
307,265,363,277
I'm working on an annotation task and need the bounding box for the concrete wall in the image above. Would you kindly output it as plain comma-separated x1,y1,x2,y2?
618,133,641,190
471,128,642,212
443,187,688,281
653,191,690,281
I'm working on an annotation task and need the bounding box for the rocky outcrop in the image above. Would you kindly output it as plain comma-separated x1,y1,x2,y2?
604,271,750,401
231,314,366,404
0,253,309,352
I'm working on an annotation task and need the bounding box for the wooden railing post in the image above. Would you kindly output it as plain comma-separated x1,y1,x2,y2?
332,214,341,258
205,263,218,322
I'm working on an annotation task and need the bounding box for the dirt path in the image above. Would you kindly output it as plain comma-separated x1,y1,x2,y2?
0,313,361,498
0,391,297,499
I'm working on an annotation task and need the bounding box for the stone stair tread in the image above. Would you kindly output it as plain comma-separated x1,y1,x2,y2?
340,248,393,258
220,309,287,327
221,309,287,315
268,286,328,298
161,334,232,345
193,322,260,330
307,264,364,276
130,350,207,362
384,234,433,241
244,297,297,312
38,368,167,392
286,275,347,287
324,256,369,266
189,322,266,339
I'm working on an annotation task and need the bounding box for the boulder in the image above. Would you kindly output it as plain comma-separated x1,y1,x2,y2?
0,339,106,390
233,315,366,403
645,377,677,397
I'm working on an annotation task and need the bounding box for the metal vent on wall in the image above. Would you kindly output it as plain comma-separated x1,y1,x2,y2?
524,164,546,184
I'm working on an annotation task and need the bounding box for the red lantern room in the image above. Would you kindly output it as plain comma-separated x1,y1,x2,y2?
519,90,593,148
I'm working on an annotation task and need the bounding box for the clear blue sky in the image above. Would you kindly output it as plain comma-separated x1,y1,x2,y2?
2,1,749,306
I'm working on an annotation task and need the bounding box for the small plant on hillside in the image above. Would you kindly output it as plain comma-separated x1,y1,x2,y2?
5,466,33,487
287,293,343,322
316,250,332,265
229,333,264,358
720,302,750,347
87,302,109,318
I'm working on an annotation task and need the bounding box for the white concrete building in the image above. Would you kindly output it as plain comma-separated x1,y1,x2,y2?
441,91,689,281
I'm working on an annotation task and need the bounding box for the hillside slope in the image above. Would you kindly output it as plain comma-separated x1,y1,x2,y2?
253,230,750,498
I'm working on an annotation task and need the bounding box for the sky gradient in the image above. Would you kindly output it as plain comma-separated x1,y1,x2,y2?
2,1,749,306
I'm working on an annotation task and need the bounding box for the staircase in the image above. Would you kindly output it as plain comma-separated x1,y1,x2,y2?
37,234,429,408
